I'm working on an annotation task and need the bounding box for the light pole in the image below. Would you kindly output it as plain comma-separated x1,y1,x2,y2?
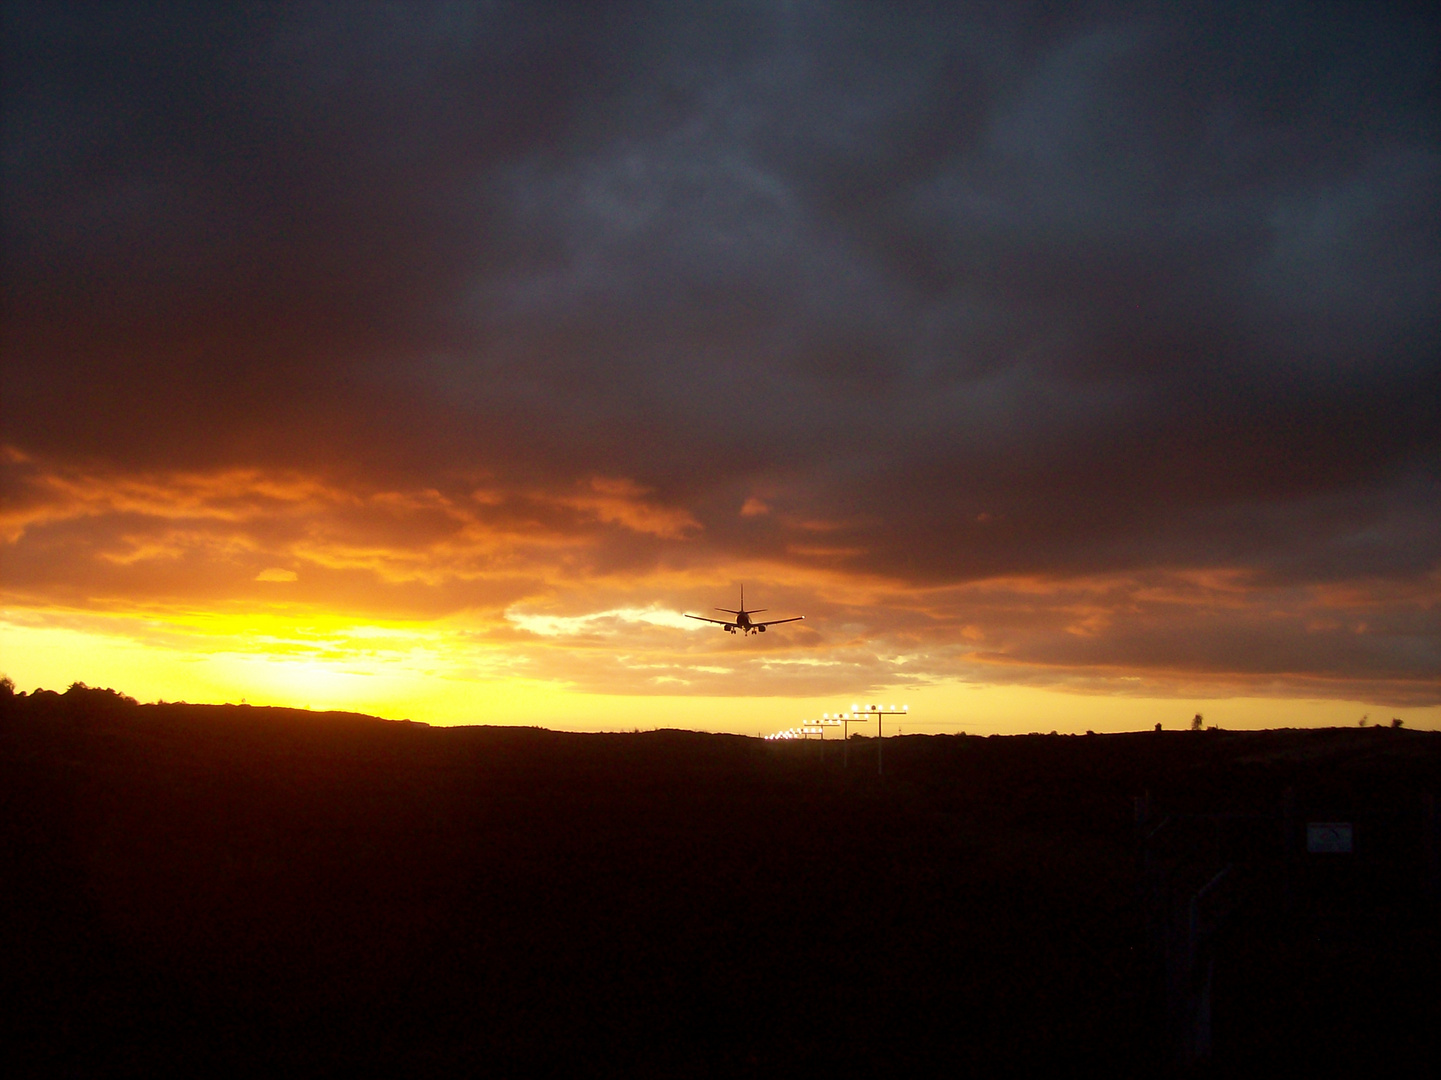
852,703,909,777
806,715,839,767
824,711,859,767
815,715,842,764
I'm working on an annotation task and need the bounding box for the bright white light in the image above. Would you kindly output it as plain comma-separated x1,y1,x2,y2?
507,605,697,636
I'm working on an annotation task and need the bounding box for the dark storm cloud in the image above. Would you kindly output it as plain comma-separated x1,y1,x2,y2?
3,1,1438,697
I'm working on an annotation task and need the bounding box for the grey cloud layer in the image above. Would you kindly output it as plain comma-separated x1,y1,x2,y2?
4,2,1438,687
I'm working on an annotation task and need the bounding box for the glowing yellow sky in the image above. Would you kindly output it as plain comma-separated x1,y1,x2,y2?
3,604,1435,737
3,449,1437,735
6,4,1440,740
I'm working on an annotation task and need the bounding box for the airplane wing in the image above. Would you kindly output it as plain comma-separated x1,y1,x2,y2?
755,616,805,627
685,614,733,625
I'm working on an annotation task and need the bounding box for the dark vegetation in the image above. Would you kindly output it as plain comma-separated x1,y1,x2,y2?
3,683,1438,1075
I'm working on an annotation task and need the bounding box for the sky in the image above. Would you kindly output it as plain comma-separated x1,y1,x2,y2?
2,1,1438,735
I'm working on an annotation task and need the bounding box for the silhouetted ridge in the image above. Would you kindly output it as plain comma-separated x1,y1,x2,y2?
3,688,1437,1073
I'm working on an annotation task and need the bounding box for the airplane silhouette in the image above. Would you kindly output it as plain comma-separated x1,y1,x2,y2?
685,586,804,635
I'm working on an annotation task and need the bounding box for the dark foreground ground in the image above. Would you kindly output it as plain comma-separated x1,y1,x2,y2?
3,688,1438,1076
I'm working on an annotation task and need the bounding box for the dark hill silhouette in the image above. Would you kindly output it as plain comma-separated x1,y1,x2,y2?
3,687,1437,1074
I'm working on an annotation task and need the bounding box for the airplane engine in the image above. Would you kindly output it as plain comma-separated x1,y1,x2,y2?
726,624,736,633
758,625,767,632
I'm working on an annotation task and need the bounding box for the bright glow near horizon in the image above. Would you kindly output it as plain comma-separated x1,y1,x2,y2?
4,610,1436,735
4,9,1438,746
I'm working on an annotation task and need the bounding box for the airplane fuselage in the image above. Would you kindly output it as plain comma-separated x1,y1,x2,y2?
685,587,804,635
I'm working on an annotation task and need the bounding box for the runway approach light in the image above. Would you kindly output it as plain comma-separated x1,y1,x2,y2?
851,703,912,775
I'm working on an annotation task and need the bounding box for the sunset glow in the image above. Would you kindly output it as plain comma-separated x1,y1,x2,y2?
4,446,1435,731
3,5,1437,733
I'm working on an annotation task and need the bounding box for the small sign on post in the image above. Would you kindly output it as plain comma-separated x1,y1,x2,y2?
1306,822,1354,854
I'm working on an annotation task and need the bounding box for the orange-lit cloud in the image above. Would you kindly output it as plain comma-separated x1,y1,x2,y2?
4,5,1438,730
3,447,1436,717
